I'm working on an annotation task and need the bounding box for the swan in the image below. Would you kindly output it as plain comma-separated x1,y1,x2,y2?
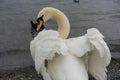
30,7,111,80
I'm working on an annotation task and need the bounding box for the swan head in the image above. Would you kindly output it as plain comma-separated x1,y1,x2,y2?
30,15,45,38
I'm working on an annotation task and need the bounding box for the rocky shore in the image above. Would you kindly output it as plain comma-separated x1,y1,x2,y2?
0,58,119,80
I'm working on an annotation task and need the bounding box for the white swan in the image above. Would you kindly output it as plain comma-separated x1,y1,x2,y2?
30,7,111,80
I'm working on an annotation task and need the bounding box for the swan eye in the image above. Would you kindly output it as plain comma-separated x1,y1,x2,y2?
37,15,44,22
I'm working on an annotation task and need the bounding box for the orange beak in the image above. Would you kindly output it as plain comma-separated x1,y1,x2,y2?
37,20,43,31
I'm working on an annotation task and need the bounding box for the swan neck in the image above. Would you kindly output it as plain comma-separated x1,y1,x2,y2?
52,9,70,39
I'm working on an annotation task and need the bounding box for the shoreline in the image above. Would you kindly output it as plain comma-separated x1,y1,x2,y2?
0,58,119,80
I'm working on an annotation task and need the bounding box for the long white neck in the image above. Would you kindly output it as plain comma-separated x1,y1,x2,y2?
38,7,70,39
52,9,70,39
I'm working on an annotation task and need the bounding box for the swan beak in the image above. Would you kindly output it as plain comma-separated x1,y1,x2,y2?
37,20,43,31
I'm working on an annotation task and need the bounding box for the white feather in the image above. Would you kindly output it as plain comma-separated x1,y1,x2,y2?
30,7,111,80
66,28,111,80
30,30,88,80
30,30,68,73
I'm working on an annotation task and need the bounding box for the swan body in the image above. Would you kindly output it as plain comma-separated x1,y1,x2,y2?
30,7,111,80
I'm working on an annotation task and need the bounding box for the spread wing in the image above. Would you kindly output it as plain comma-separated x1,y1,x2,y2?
30,30,68,79
67,28,111,80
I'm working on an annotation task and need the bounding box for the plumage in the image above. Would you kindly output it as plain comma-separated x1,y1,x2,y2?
30,7,111,80
66,28,111,80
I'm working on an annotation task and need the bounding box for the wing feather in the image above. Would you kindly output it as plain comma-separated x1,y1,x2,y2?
67,28,111,80
30,30,68,74
86,28,111,80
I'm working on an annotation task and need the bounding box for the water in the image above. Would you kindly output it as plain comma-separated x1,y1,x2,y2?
0,0,120,54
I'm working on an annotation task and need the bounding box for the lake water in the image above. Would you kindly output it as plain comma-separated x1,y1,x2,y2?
0,0,120,55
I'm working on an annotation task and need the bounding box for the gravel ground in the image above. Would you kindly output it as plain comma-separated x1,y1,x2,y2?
0,58,119,80
107,58,120,80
